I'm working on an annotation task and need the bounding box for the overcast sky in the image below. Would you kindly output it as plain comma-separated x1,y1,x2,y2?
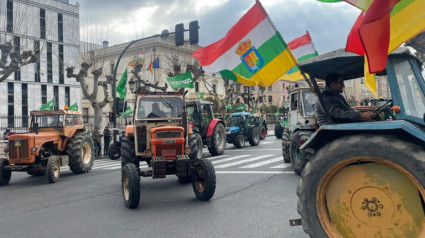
73,0,360,54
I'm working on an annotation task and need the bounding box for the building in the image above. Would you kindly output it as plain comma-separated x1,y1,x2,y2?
0,0,80,129
344,76,391,106
82,35,225,129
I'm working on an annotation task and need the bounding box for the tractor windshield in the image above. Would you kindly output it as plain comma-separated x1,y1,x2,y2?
229,116,243,127
393,58,425,118
302,91,316,116
32,114,64,127
137,96,183,119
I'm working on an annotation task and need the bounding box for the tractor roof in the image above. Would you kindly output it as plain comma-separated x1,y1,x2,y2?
30,110,82,115
298,47,421,80
231,112,251,117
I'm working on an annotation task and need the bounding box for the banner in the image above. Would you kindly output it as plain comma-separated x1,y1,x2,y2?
225,104,232,110
166,72,194,89
69,103,78,111
120,106,134,118
236,104,245,111
40,99,54,110
196,92,205,99
116,69,128,99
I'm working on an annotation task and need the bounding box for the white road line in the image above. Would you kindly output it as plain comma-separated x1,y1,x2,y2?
216,171,294,174
226,149,281,152
206,155,231,160
214,154,274,168
271,163,292,169
211,155,250,164
240,157,283,168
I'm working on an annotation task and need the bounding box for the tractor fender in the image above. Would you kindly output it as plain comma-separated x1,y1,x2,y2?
206,119,222,137
300,120,425,150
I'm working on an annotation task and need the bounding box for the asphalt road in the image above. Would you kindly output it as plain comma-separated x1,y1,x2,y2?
0,135,308,238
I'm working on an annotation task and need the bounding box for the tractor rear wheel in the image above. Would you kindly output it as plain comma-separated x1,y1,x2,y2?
297,134,425,238
290,131,312,175
281,128,291,163
274,123,283,139
121,136,139,168
46,156,60,183
208,123,226,156
67,133,95,174
188,134,200,161
0,158,11,186
192,158,216,201
233,134,245,148
259,126,267,140
122,163,140,209
108,142,121,160
248,127,260,146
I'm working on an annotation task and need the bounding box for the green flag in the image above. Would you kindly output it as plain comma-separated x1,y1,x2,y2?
236,105,245,111
69,103,78,111
225,104,232,110
117,69,128,99
166,72,193,89
196,92,205,99
120,106,134,118
40,99,55,110
274,112,279,116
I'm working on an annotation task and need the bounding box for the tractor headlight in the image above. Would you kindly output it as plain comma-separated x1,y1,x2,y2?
32,146,37,152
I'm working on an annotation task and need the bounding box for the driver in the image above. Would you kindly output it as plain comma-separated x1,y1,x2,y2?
315,74,375,126
151,102,166,118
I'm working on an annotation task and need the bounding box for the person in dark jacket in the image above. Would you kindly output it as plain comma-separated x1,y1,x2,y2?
103,126,111,156
315,74,375,126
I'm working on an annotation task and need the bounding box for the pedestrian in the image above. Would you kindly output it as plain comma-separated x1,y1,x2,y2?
2,128,10,141
103,126,111,156
91,127,102,158
263,119,268,135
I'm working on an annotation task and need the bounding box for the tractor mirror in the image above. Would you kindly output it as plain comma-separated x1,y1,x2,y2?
34,122,39,134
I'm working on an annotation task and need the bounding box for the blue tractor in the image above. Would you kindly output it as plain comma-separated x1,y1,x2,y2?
225,112,260,148
296,47,425,237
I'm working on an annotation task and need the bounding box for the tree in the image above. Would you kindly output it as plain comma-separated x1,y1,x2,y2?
130,63,168,91
66,62,113,127
0,41,38,83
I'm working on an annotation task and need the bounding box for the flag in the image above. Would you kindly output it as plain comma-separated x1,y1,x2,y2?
280,31,319,81
128,52,145,67
116,69,128,99
69,103,78,111
191,0,297,87
153,57,160,68
196,92,205,99
364,57,378,97
40,99,54,110
120,106,134,118
317,0,373,9
166,72,194,89
148,55,153,74
236,105,245,111
274,112,279,116
225,104,232,110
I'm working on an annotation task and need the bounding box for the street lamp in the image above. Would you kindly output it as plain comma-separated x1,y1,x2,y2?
128,78,136,93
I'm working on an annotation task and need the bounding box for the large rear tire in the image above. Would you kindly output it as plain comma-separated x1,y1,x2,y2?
297,134,425,238
259,126,267,140
208,123,226,156
281,128,291,163
290,131,312,175
188,134,200,161
46,156,60,183
248,127,260,146
67,133,95,174
0,158,11,186
108,142,121,160
192,158,216,201
274,123,283,139
121,136,139,168
122,163,140,209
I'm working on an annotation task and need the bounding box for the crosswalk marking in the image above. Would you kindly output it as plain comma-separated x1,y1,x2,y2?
214,154,274,168
240,157,283,168
207,154,230,160
211,155,250,164
270,163,292,169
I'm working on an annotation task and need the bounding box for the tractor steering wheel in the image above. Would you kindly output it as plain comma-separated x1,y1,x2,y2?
373,99,393,115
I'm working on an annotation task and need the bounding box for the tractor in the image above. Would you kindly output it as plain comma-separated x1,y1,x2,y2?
186,100,227,159
296,47,425,237
0,109,95,185
281,86,318,175
225,112,261,148
120,91,216,209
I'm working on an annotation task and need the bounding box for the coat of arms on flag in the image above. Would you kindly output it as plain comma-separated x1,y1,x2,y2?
236,40,264,73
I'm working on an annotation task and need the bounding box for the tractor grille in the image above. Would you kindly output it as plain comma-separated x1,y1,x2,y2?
9,139,29,159
156,131,182,139
155,144,182,157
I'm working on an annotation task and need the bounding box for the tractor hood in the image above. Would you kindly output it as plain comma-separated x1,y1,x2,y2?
226,127,241,134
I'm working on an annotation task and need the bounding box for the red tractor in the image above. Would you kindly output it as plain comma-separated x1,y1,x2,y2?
186,101,226,159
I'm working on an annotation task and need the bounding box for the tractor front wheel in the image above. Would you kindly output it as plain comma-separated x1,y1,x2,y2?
0,158,11,186
46,156,60,183
233,134,245,148
188,134,200,161
274,123,283,139
192,158,216,201
248,127,260,146
281,128,290,163
290,131,312,175
122,163,140,209
208,123,226,156
297,134,425,238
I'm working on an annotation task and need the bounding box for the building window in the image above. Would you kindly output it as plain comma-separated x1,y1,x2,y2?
22,84,28,127
47,43,52,83
59,44,64,84
65,87,70,106
58,13,63,42
110,62,115,75
213,84,217,94
195,82,199,92
34,40,41,82
54,86,59,109
41,85,47,104
268,85,273,91
83,108,89,123
8,83,14,127
40,9,46,39
268,95,273,104
243,86,248,93
6,0,13,33
14,37,21,81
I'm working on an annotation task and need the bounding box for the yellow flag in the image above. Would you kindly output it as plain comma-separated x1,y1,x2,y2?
364,56,377,97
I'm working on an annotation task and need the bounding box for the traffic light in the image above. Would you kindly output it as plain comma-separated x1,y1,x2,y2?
189,21,199,45
115,97,125,113
109,112,115,122
175,23,184,46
